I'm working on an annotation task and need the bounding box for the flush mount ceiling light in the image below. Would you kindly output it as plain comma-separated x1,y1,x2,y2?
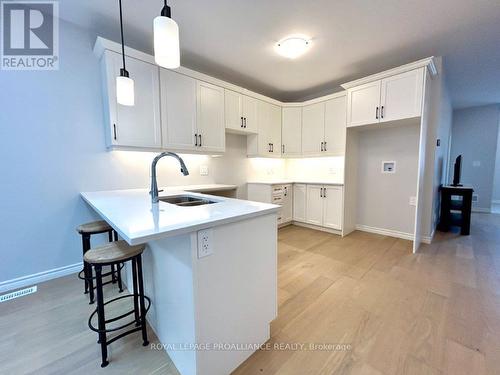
116,0,134,106
275,35,311,59
154,0,180,69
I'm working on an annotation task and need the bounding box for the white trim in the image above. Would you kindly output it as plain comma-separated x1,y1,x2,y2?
93,37,283,106
472,207,491,213
292,221,342,236
355,224,414,241
0,262,82,294
341,57,437,89
491,200,500,204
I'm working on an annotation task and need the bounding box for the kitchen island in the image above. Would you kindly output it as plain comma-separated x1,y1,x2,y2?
81,187,280,375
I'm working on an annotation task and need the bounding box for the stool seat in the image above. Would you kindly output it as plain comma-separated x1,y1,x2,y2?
84,240,145,264
77,220,112,235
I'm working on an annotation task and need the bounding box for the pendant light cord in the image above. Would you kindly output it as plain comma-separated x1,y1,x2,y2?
119,0,126,71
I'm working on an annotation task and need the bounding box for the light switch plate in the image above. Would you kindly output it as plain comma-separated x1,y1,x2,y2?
200,165,209,176
197,229,213,258
472,161,481,167
409,196,417,206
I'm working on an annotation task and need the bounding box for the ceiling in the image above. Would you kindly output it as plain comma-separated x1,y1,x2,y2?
60,0,500,108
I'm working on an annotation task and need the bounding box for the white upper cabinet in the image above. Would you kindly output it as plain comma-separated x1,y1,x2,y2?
380,68,424,123
248,100,281,157
346,67,425,128
322,186,343,230
197,81,225,152
281,107,302,156
302,102,325,156
346,80,381,128
101,50,162,148
242,95,258,133
324,95,347,155
224,89,243,132
224,90,257,133
160,69,197,150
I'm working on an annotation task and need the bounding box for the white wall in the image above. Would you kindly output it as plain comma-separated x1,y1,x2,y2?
420,58,453,238
356,122,420,235
449,105,500,211
285,157,344,183
492,121,500,203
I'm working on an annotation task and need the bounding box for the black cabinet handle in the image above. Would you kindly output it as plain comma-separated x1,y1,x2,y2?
271,143,274,152
321,142,324,152
282,144,285,153
113,124,117,140
195,133,198,146
199,134,202,147
320,188,323,198
268,143,271,152
244,118,247,128
241,117,244,128
381,106,384,119
376,106,379,120
324,141,327,151
324,188,327,198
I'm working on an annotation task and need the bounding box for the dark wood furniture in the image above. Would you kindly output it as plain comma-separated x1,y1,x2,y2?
438,185,474,235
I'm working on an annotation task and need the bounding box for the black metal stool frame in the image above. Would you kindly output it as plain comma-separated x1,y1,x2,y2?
88,253,150,367
79,229,123,303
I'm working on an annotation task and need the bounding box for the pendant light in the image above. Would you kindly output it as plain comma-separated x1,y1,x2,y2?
116,0,134,106
153,0,180,69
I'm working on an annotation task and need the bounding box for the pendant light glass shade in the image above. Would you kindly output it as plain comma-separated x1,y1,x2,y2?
154,15,180,69
116,74,135,106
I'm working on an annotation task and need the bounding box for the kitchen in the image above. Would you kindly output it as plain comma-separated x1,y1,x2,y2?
1,1,499,375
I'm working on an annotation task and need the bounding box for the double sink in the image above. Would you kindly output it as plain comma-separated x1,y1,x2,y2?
159,195,218,207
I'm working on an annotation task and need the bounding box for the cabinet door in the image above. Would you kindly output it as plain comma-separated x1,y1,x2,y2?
346,80,381,127
197,81,225,152
282,185,293,223
302,102,325,156
323,186,343,230
282,107,302,156
380,68,424,123
306,185,324,226
242,95,258,133
293,184,307,222
160,69,197,150
324,95,346,155
224,89,243,131
268,103,282,156
106,51,162,148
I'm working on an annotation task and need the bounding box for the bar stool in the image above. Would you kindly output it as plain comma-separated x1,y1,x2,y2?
76,220,123,304
84,240,150,368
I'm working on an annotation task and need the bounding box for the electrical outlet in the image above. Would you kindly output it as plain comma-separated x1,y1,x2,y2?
197,229,213,258
329,167,337,175
200,165,209,176
409,196,417,206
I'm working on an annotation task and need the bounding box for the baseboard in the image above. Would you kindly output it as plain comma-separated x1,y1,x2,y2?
0,262,82,294
472,207,491,213
292,221,342,236
355,224,414,241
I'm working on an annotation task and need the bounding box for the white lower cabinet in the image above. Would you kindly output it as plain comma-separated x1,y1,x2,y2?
282,185,293,223
305,184,343,230
293,184,307,222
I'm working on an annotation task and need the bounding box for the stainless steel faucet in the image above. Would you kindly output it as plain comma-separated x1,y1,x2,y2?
150,152,189,203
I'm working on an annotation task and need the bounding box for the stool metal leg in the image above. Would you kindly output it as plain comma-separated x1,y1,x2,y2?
113,231,124,292
81,235,89,294
136,254,149,346
83,234,95,304
95,265,109,368
131,258,140,327
108,231,117,284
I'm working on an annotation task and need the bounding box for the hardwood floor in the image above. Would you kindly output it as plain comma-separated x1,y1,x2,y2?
1,213,499,374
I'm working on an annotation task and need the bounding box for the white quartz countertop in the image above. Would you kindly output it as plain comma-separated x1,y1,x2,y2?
248,180,344,186
166,184,237,192
81,188,279,245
